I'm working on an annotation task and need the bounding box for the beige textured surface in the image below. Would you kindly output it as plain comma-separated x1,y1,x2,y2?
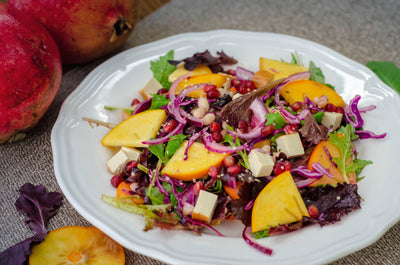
1,0,399,264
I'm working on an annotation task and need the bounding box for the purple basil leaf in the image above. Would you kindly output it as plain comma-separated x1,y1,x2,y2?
0,235,43,265
14,183,63,238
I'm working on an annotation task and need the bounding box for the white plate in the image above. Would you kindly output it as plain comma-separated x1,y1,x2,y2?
51,30,400,265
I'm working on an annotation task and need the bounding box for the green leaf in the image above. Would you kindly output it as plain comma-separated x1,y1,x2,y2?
265,112,286,129
150,50,176,89
223,126,250,169
313,111,324,123
149,94,170,110
207,179,223,193
328,124,358,183
165,134,187,159
309,61,335,90
309,61,325,84
346,157,372,176
252,228,270,239
366,61,400,93
148,143,166,162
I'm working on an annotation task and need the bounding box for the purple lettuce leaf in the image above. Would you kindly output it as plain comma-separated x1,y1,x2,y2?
14,183,63,238
0,183,64,265
0,235,42,265
300,183,361,226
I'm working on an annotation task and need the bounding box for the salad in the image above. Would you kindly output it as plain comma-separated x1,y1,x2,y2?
91,50,386,255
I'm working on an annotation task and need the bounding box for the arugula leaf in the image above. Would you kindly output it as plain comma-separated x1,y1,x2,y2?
165,134,187,159
104,105,135,115
207,179,223,193
150,50,176,89
366,61,400,93
328,124,372,183
309,61,325,84
148,134,187,164
265,112,286,129
148,143,166,163
223,125,250,169
309,61,335,90
149,94,170,110
252,228,270,239
291,52,300,65
313,111,324,123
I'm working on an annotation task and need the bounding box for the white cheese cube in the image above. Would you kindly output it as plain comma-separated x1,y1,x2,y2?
106,147,141,175
139,77,163,100
276,133,305,159
321,111,343,131
192,190,218,224
248,149,274,177
120,146,141,161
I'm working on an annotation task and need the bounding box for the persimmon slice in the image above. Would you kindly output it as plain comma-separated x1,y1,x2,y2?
29,226,125,265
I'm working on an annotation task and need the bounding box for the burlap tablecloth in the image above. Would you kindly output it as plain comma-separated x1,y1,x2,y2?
1,0,399,264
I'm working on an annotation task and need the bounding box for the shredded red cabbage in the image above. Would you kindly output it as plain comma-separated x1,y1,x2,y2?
344,95,364,128
242,226,273,255
355,130,387,139
235,66,255,80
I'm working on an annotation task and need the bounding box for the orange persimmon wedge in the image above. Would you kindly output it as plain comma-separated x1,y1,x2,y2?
175,73,230,97
161,141,229,181
308,140,356,186
259,57,309,80
168,63,213,82
29,226,125,265
280,79,345,107
101,109,167,148
116,181,144,204
251,171,309,233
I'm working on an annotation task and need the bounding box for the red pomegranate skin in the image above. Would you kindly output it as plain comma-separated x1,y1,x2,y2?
10,0,138,65
0,3,62,144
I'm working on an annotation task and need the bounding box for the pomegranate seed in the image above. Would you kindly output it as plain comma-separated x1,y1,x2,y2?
308,205,319,218
203,84,217,92
110,175,124,188
261,124,275,136
273,160,292,176
164,119,178,133
227,164,241,175
283,124,299,134
223,155,235,167
157,88,169,95
290,101,303,112
237,120,249,133
206,89,221,99
209,122,221,133
209,166,219,179
131,98,140,106
231,79,241,87
336,107,344,114
212,132,224,143
325,103,337,112
125,161,138,173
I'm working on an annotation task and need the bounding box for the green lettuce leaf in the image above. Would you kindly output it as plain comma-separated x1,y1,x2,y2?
366,61,400,93
150,50,176,89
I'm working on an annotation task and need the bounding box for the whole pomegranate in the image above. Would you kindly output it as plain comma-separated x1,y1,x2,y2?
10,0,138,65
0,3,62,144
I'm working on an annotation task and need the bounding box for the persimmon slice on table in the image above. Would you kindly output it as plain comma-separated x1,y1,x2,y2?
29,226,125,265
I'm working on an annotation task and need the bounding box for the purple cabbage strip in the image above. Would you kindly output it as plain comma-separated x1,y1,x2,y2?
344,95,364,128
242,226,273,255
355,130,387,139
235,66,255,80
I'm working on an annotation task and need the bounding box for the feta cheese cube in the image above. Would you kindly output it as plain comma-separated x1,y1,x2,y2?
106,147,141,175
248,149,274,177
321,111,343,131
192,190,218,224
139,77,163,100
276,133,305,158
120,146,141,161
